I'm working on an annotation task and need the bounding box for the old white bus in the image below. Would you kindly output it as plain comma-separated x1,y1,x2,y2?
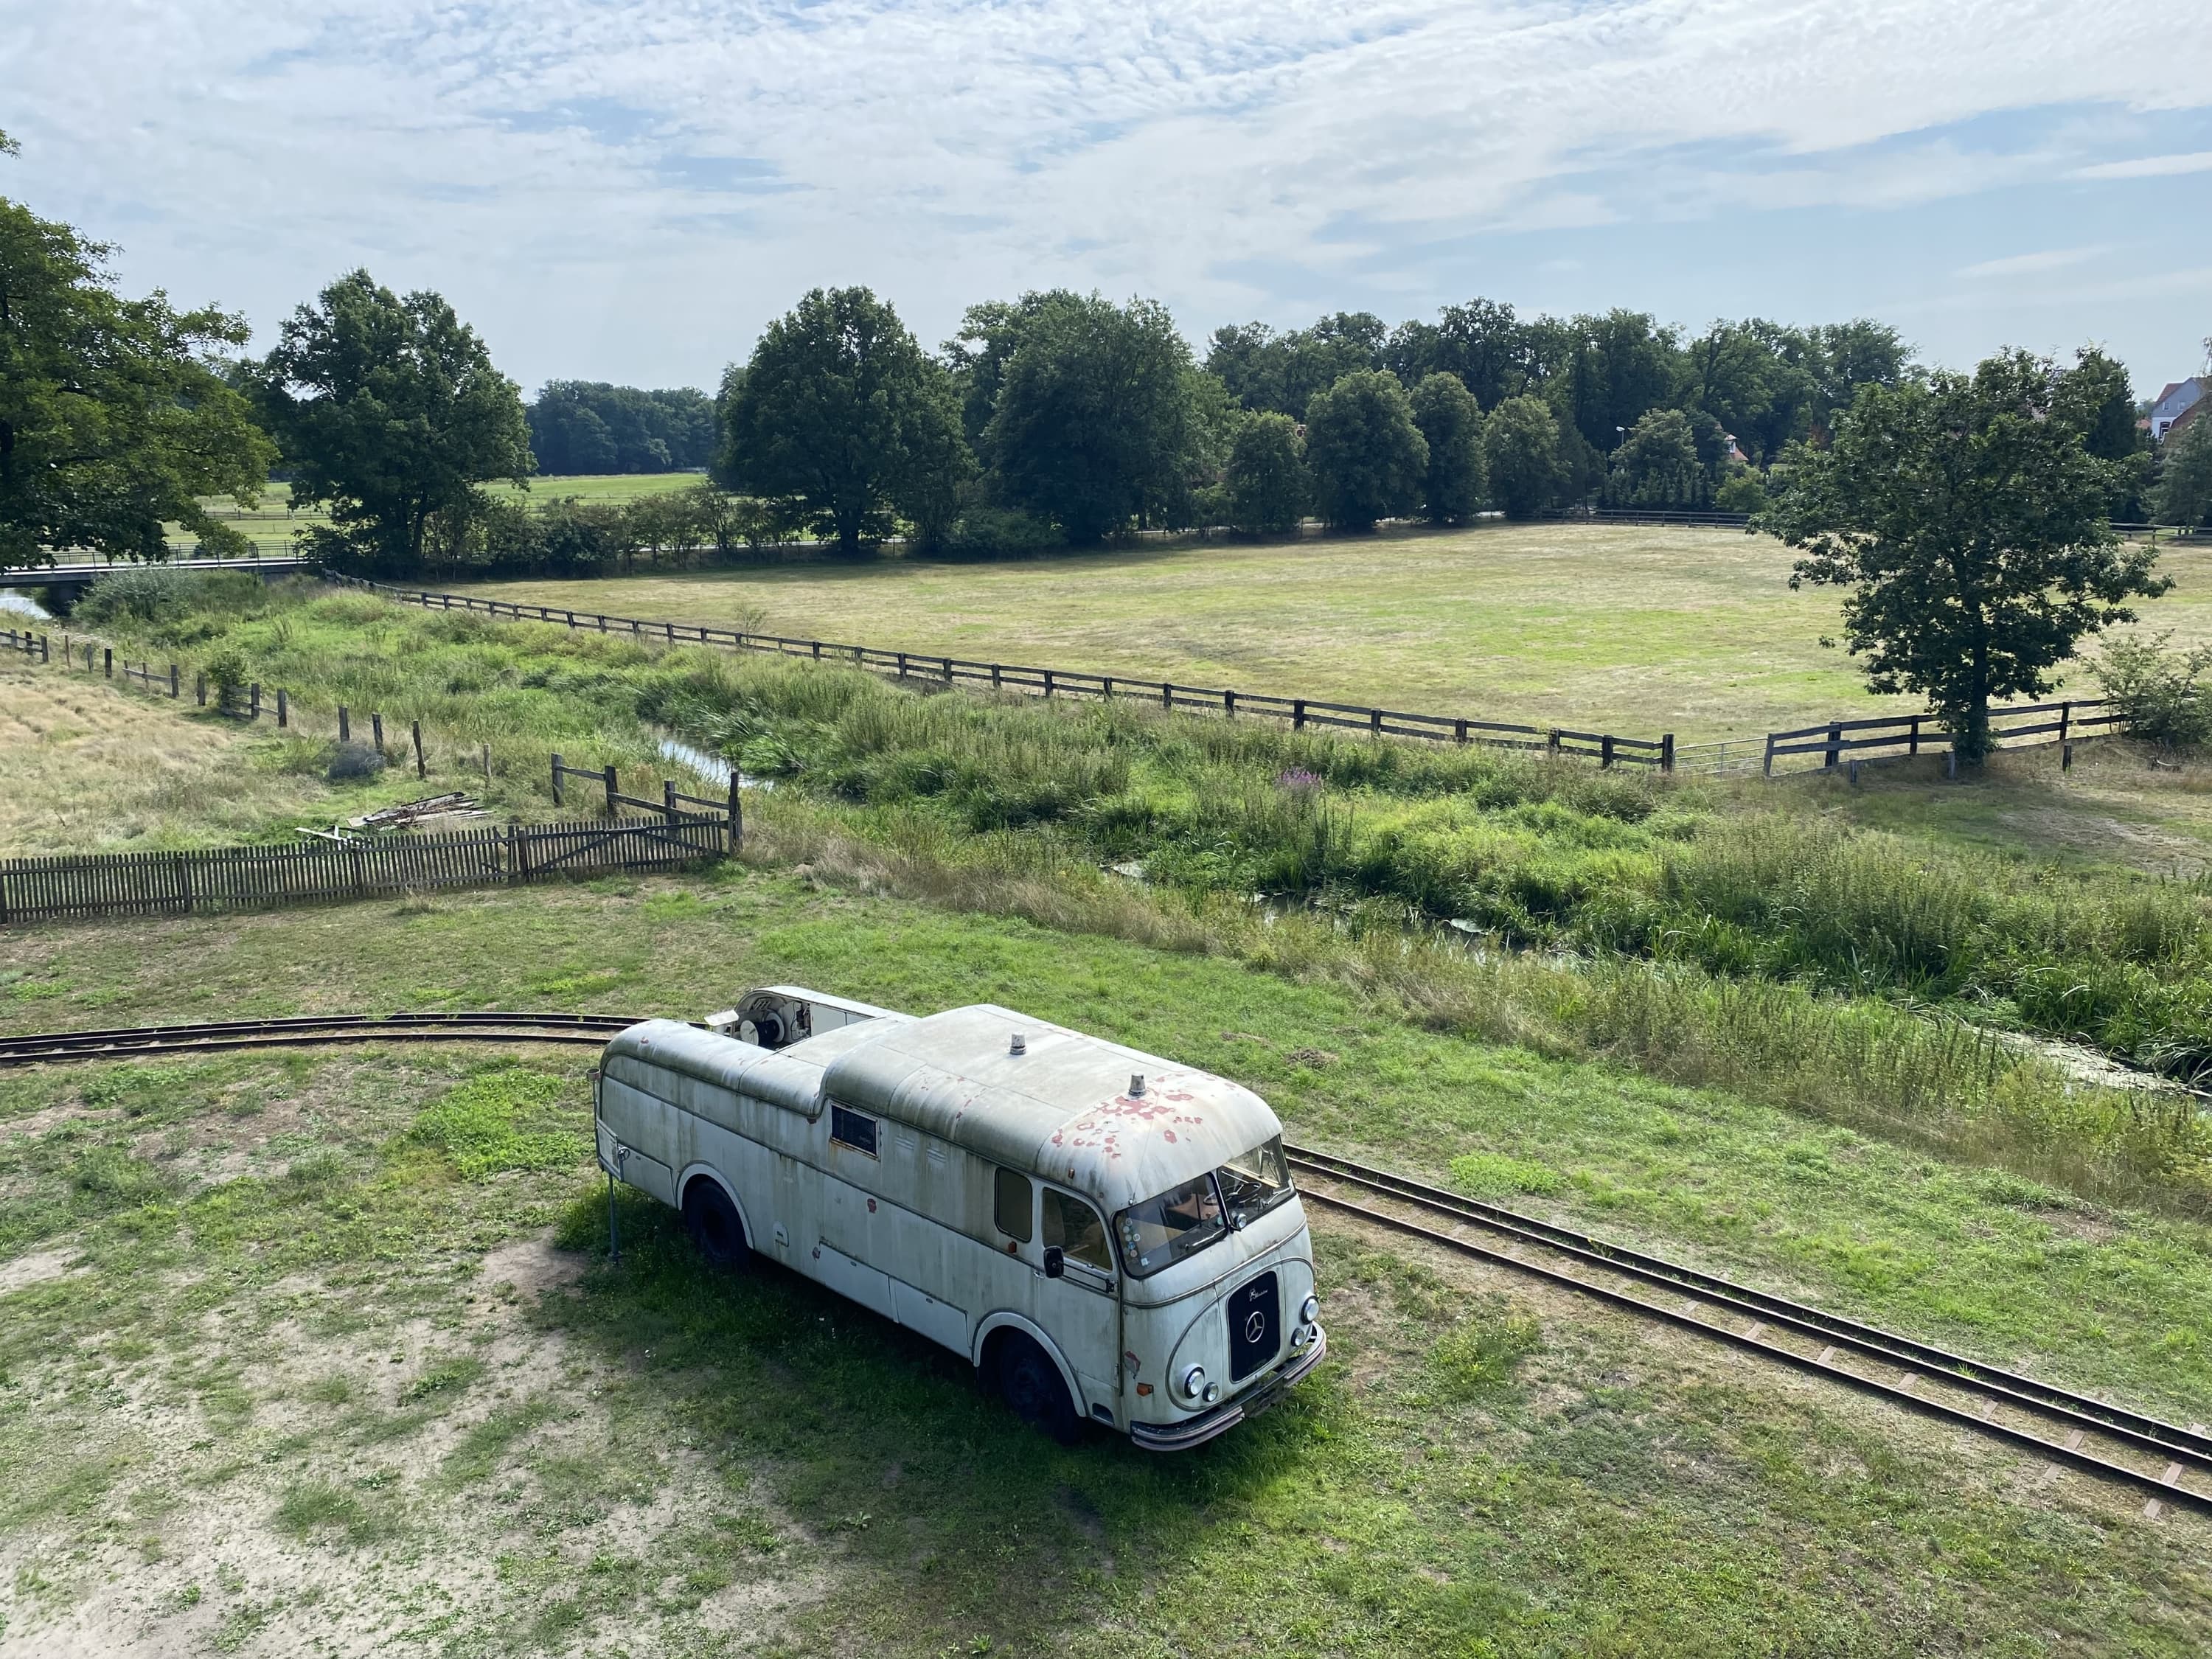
593,987,1326,1447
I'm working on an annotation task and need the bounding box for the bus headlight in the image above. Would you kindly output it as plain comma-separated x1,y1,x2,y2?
1299,1294,1321,1326
1178,1364,1208,1402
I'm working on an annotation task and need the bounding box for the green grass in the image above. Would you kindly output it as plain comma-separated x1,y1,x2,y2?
59,576,2212,1208
457,523,2212,744
3,876,2211,1651
173,474,709,556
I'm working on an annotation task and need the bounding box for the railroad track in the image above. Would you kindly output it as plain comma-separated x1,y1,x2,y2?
0,1011,641,1066
1,1015,2199,1514
1283,1144,2212,1517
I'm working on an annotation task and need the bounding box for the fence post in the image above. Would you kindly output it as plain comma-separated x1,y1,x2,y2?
728,771,742,849
103,647,112,679
942,656,953,684
1225,690,1237,719
1102,675,1113,699
412,720,426,780
169,664,179,698
2059,702,2071,747
1368,708,1381,737
597,614,607,633
509,822,526,882
551,753,563,808
338,706,350,742
276,688,287,728
603,765,617,818
1601,734,1615,770
1824,723,1841,768
1043,669,1054,700
195,672,206,707
664,779,678,824
40,634,48,663
1294,699,1307,731
1660,733,1674,773
897,651,908,679
1763,732,1775,778
372,712,384,754
991,664,1003,690
173,852,193,915
1548,728,1561,757
249,682,260,719
1161,681,1172,711
1908,715,1919,757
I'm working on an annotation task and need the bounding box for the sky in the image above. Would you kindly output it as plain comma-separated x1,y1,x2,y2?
6,1,2211,398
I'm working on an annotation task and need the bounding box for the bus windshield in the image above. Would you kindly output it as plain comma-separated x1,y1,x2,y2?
1216,1135,1293,1228
1116,1174,1225,1278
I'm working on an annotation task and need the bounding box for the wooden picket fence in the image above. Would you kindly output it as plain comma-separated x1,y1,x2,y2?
0,815,730,926
330,575,1675,770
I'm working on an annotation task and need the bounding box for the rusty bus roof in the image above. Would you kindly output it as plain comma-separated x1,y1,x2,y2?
817,1004,1281,1211
604,1004,1280,1211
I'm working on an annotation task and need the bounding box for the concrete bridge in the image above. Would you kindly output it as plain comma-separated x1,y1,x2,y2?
0,556,321,605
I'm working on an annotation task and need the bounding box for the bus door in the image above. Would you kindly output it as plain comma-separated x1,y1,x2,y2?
1037,1183,1121,1420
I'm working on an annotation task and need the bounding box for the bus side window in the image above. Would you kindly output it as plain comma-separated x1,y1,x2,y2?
993,1167,1033,1243
1043,1189,1112,1273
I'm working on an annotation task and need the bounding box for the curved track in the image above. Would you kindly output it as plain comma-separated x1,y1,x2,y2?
1,1015,2201,1514
1284,1146,2212,1515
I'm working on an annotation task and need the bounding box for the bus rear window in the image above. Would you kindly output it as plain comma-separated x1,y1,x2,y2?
1116,1175,1225,1278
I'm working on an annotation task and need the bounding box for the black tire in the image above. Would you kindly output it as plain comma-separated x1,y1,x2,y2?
682,1179,751,1271
994,1333,1082,1446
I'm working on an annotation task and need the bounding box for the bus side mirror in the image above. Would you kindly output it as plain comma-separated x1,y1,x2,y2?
1043,1246,1065,1279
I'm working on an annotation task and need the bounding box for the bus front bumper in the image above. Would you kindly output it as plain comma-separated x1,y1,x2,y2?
1128,1327,1327,1452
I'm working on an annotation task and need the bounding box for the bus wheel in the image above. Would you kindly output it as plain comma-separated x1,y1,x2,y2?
995,1333,1081,1446
682,1180,750,1271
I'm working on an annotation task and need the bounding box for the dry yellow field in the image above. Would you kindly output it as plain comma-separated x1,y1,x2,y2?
460,524,2212,742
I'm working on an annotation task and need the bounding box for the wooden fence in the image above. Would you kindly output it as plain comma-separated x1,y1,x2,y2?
330,575,1674,771
0,815,730,926
1763,698,2121,776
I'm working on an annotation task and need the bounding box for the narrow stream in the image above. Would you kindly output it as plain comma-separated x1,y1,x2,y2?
656,734,774,790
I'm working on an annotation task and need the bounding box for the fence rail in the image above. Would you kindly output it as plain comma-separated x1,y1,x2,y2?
330,575,1674,770
1763,698,2121,775
0,815,730,927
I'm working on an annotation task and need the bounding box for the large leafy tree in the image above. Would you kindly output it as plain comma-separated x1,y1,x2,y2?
984,293,1194,544
1225,411,1305,535
1303,369,1427,531
1481,395,1567,518
2155,411,2212,527
0,136,273,566
720,286,965,557
1770,348,2166,759
256,271,531,571
1203,313,1386,417
1408,372,1485,523
1605,408,1708,507
527,382,715,475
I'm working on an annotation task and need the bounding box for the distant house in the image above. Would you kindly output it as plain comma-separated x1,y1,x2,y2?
2148,377,2208,442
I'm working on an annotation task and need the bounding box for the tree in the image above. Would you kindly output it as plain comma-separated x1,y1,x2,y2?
526,382,716,475
1225,412,1305,535
719,286,964,557
983,293,1194,544
898,358,975,554
1408,372,1485,523
1769,348,2166,760
1808,319,1913,434
1429,298,1533,408
1,156,273,566
2154,415,2212,526
1547,310,1681,455
1482,396,1567,518
1303,370,1427,532
1605,408,1708,507
256,271,530,571
1203,313,1387,417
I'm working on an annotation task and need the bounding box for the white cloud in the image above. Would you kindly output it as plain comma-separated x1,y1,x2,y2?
2071,150,2212,180
1956,246,2111,280
5,0,2211,385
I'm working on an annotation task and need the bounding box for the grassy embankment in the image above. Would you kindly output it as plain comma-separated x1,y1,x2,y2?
38,574,2212,1221
463,522,2212,745
4,877,2211,1652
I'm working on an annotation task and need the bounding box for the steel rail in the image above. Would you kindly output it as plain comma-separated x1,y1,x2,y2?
0,1012,644,1065
1284,1144,2212,1514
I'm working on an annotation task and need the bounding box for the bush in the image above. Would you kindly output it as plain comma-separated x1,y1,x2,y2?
205,647,251,716
1714,471,1770,515
75,566,260,630
326,741,384,780
2097,632,2212,749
